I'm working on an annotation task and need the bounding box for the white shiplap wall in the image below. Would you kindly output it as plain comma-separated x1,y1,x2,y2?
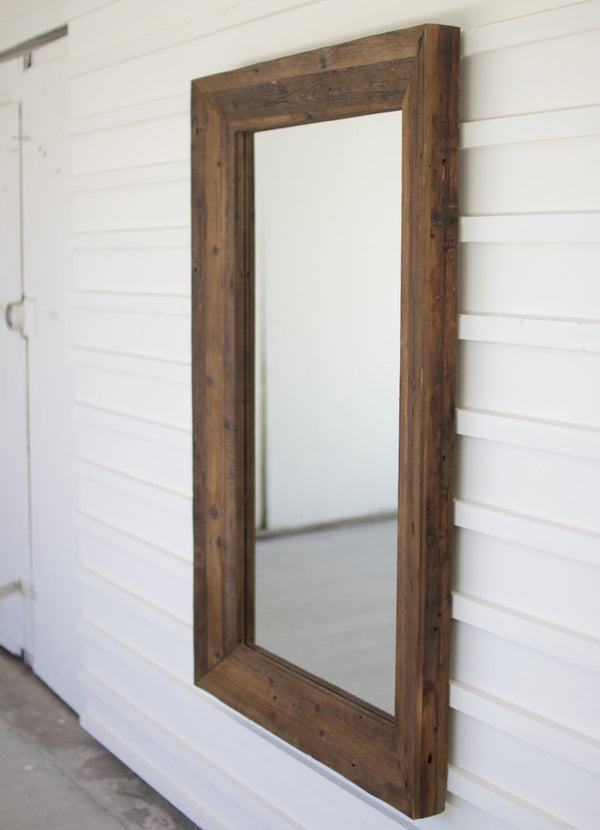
63,0,600,828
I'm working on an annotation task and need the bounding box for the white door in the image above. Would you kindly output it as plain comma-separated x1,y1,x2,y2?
0,38,79,710
0,100,32,657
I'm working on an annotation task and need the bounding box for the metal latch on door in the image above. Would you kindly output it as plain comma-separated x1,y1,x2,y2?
4,298,36,337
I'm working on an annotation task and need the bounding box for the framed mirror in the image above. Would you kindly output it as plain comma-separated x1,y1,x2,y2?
191,24,459,818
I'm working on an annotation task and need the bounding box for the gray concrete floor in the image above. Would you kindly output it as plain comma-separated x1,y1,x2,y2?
256,517,397,713
0,648,201,830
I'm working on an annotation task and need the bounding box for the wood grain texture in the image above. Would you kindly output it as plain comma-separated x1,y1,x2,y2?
191,24,459,818
397,24,460,817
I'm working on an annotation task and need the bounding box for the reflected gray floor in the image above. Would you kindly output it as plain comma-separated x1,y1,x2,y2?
255,517,397,713
0,648,200,830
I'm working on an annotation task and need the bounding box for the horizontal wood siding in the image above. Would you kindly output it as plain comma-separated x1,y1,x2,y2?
67,0,600,828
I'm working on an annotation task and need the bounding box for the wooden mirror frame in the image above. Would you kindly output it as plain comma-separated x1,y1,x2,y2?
191,24,459,819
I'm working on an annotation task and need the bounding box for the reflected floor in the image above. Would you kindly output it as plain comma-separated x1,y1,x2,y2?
255,517,397,714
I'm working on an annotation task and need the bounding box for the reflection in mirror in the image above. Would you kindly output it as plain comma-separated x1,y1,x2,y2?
253,111,402,713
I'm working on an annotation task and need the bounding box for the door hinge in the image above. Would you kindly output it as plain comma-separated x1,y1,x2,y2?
0,581,36,600
0,580,22,601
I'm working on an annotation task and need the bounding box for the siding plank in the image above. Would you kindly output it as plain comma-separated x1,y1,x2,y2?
460,213,600,243
454,526,600,637
77,472,192,560
456,408,600,461
75,306,190,363
77,406,192,494
73,247,190,295
75,352,191,429
457,436,600,532
72,179,189,233
451,623,600,744
458,314,600,353
451,712,600,829
461,137,600,215
462,0,600,56
453,591,600,672
455,498,600,568
459,243,600,320
458,341,600,427
450,681,600,776
71,113,189,174
462,29,600,120
461,105,600,148
447,765,576,830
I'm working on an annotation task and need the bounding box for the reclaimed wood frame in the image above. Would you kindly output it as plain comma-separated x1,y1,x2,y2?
191,24,459,818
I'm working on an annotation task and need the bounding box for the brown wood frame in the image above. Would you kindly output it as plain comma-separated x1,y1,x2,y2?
191,24,459,819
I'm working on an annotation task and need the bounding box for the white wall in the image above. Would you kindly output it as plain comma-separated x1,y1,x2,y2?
255,112,402,529
5,0,599,827
0,0,66,52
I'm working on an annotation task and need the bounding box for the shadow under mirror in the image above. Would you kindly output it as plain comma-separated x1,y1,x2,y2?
253,111,402,714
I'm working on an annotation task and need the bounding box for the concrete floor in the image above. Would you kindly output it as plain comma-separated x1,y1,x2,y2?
256,517,397,713
0,648,201,830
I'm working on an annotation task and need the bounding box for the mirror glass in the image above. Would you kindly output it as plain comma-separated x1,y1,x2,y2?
253,111,402,713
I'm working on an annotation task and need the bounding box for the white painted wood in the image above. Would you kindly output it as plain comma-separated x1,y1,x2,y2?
455,498,600,568
458,341,600,427
458,314,600,353
80,572,193,679
461,29,600,120
452,591,600,673
72,179,189,233
0,0,66,54
76,406,192,495
461,137,600,215
450,680,600,777
19,36,81,709
73,247,190,295
1,38,83,705
67,0,587,74
447,765,574,830
73,226,190,251
74,301,190,363
72,160,189,192
454,526,600,637
461,105,600,149
75,352,192,429
0,99,30,657
79,517,192,622
462,0,600,56
451,711,600,829
456,408,600,461
68,0,588,119
67,0,115,21
70,112,188,174
69,92,188,136
74,292,190,314
451,622,600,743
77,474,192,561
68,0,306,69
459,243,600,320
460,213,600,243
457,435,600,532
